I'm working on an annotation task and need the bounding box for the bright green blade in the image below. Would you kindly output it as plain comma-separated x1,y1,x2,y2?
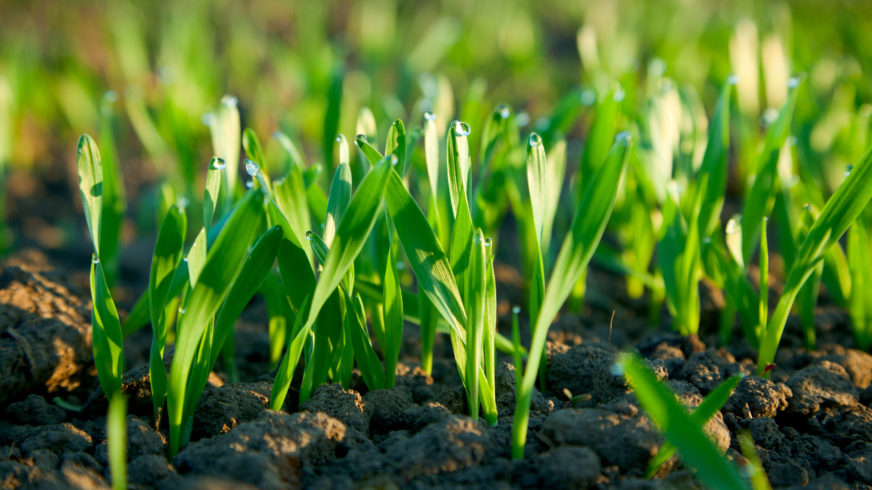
90,258,124,397
76,134,103,255
148,204,187,419
167,190,265,456
621,354,748,490
107,392,127,490
758,145,872,374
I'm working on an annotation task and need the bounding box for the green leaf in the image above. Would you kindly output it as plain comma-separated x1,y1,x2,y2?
741,81,800,263
148,204,187,420
447,121,472,220
621,354,748,490
526,133,547,244
758,145,872,374
696,80,732,238
211,226,282,368
383,231,404,387
323,65,343,166
186,228,207,287
325,162,352,246
98,95,125,288
168,190,265,456
270,156,393,410
384,169,467,336
646,374,743,477
385,119,407,175
347,293,386,390
207,96,241,201
513,134,629,459
77,134,103,255
204,157,225,231
91,258,125,397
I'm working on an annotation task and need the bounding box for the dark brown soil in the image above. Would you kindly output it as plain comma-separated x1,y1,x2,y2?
2,252,872,489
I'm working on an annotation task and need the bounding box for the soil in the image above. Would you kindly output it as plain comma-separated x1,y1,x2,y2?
2,251,872,489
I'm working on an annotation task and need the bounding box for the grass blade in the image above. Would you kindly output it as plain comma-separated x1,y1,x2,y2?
620,354,748,490
168,190,265,455
512,134,630,459
758,145,872,374
148,204,187,420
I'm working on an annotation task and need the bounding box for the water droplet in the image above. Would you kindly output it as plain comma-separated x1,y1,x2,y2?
845,164,854,176
727,74,740,85
497,104,511,119
702,237,712,244
726,219,740,235
178,307,186,314
177,197,189,209
580,90,596,106
245,159,259,176
484,238,493,248
761,108,779,126
245,181,254,189
390,155,399,165
453,120,471,137
516,112,530,127
528,133,542,148
396,261,406,271
335,136,342,142
787,77,800,88
202,113,215,127
613,87,625,102
803,202,811,210
91,254,100,264
104,90,118,103
609,362,626,376
615,131,632,143
787,136,797,146
355,133,368,144
512,306,521,315
211,157,227,170
423,111,436,122
183,255,188,262
221,95,238,107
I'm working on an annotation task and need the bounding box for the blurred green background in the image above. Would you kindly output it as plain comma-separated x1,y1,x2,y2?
2,0,871,258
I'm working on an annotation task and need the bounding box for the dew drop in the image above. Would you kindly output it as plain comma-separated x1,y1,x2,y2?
613,87,625,102
423,111,436,122
221,95,238,107
453,120,471,137
178,307,186,314
580,90,596,106
516,112,530,127
702,237,712,244
335,136,342,143
355,133,368,144
845,164,854,176
245,159,259,176
803,202,811,211
202,113,215,127
245,181,254,189
609,362,626,376
396,261,406,271
726,219,740,235
91,254,100,264
615,131,632,143
528,133,542,148
183,255,188,263
177,197,189,209
104,90,119,103
484,238,493,248
390,155,399,165
787,77,800,88
211,157,227,170
497,104,511,119
512,306,521,315
305,231,314,241
787,136,797,146
727,74,740,85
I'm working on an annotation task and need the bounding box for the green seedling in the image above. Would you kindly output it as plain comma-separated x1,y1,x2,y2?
512,134,629,459
77,134,124,397
757,145,872,375
620,354,748,490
